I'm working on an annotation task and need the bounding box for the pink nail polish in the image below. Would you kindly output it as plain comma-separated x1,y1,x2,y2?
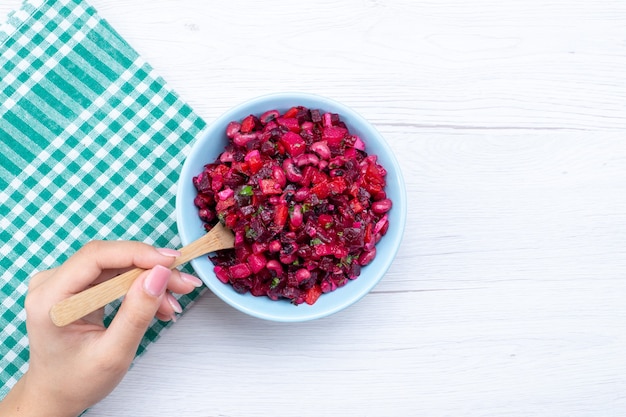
156,248,181,257
143,265,171,297
180,273,204,288
167,293,183,314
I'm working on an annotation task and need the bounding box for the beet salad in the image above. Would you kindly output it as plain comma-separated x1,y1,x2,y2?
192,106,391,305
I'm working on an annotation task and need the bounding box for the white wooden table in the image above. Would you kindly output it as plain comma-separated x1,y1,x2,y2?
4,0,626,415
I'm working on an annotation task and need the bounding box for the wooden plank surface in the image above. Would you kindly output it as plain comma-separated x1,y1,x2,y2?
3,0,626,415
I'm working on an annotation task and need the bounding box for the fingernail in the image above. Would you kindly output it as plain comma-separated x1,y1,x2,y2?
143,265,171,297
170,313,178,323
156,248,181,257
180,273,204,288
167,292,183,314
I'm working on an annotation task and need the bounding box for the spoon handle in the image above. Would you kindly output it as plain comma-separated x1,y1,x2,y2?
49,224,234,327
50,267,145,327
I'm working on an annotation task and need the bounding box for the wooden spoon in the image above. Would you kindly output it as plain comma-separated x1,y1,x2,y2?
49,223,235,327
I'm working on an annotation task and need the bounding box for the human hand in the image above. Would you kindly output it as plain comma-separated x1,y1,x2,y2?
0,240,203,417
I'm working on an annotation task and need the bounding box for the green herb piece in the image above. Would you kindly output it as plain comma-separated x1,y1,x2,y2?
245,226,257,239
270,277,280,288
338,254,355,268
239,185,253,196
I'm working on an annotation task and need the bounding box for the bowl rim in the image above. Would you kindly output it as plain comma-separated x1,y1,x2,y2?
176,92,407,322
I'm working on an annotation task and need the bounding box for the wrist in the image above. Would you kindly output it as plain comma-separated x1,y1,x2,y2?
0,373,82,417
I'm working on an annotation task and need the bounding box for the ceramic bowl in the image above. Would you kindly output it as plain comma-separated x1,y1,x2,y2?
176,92,406,321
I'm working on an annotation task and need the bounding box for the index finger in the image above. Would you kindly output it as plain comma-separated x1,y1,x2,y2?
46,240,179,297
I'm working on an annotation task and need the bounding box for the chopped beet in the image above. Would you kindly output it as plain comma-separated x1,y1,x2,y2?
192,106,391,305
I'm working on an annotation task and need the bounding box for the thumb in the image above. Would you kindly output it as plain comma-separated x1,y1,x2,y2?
103,265,172,357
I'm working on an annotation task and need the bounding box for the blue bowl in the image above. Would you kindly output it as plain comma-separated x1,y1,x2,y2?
176,93,406,321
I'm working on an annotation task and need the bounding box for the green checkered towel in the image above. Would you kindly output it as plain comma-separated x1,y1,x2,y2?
0,0,207,398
